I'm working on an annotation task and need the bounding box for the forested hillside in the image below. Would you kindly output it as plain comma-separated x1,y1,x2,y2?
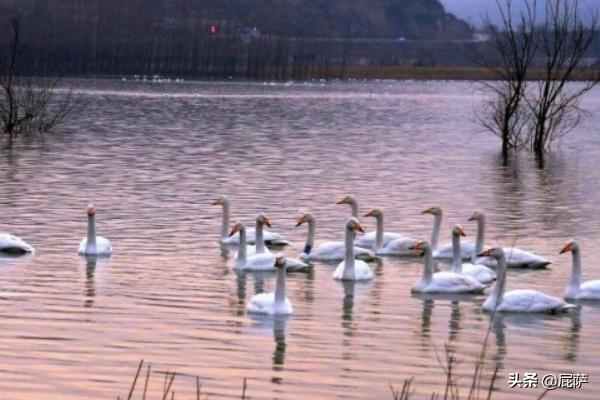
0,0,472,79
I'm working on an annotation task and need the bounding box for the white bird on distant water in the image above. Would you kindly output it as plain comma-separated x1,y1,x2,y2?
0,232,34,255
78,205,113,256
449,225,496,284
422,206,474,260
295,213,376,261
213,196,289,245
362,208,420,256
468,211,551,269
560,240,600,300
230,222,307,271
246,254,293,315
332,217,374,281
479,247,574,313
337,195,403,249
409,241,485,294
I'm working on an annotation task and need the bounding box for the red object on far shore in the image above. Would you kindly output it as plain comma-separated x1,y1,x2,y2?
209,24,220,35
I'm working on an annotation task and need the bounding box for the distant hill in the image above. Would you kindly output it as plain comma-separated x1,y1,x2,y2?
0,0,472,40
0,0,474,79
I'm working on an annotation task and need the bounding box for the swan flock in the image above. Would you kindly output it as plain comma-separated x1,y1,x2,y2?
1,195,592,318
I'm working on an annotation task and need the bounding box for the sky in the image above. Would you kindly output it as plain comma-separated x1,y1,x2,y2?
440,0,600,27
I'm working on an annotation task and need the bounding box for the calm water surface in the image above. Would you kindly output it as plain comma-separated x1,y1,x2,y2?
1,79,600,399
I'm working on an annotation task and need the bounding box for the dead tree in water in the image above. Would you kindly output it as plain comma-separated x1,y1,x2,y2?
474,0,536,160
0,17,72,148
529,0,599,159
475,0,599,162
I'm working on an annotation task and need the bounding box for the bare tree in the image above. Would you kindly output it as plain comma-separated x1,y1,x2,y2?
529,0,599,158
474,0,537,159
476,0,599,160
0,17,72,148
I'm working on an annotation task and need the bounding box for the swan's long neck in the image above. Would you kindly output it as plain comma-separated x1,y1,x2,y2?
343,227,356,280
220,199,231,240
475,216,486,256
451,233,462,274
375,213,384,250
567,248,582,297
430,214,442,250
303,217,316,255
489,252,507,309
255,219,266,254
349,199,359,218
236,227,247,267
274,266,286,307
86,215,97,252
422,246,434,284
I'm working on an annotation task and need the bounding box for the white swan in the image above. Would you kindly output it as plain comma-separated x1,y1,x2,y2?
78,205,113,256
561,240,600,300
213,196,289,245
450,225,496,284
480,247,574,313
244,214,272,257
333,217,374,281
296,213,376,261
230,222,307,271
422,206,474,259
363,209,420,256
409,241,485,294
469,211,551,269
0,233,34,254
337,195,399,248
246,254,293,315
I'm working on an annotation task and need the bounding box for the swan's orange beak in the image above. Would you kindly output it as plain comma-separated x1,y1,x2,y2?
263,216,271,228
229,224,240,236
364,209,376,218
212,199,221,205
478,249,493,257
353,221,365,233
408,241,425,251
295,216,305,227
86,206,96,216
422,207,435,215
468,214,477,221
274,255,285,268
337,196,350,205
456,226,466,237
559,242,573,254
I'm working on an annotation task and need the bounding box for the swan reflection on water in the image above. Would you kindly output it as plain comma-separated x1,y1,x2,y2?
247,314,291,379
84,255,98,309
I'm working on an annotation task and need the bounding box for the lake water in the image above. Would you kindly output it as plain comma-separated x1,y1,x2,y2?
1,79,600,399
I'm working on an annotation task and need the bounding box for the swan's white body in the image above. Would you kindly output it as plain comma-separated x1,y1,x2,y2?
482,248,573,313
233,223,307,272
355,231,403,249
450,226,496,284
246,257,293,315
424,207,473,260
479,247,550,269
461,262,496,284
215,196,288,245
225,229,288,246
338,196,415,251
563,241,600,300
332,218,374,281
78,209,112,256
469,212,551,269
411,241,485,294
362,209,420,256
297,213,376,262
0,233,34,254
